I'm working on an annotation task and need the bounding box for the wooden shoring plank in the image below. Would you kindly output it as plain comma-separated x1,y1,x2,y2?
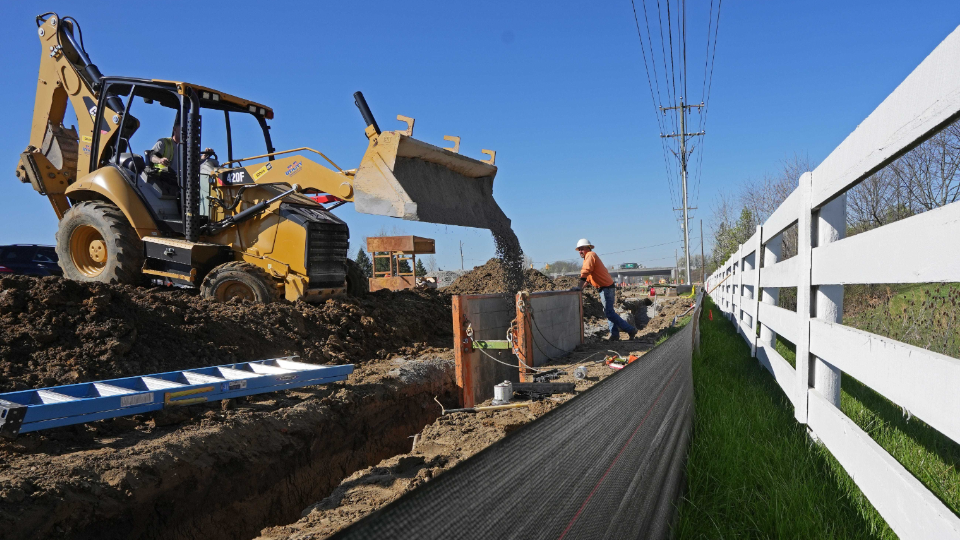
452,295,475,408
812,200,960,285
810,319,960,445
808,390,960,539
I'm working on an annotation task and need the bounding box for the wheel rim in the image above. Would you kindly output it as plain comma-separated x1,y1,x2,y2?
215,279,256,302
69,225,107,278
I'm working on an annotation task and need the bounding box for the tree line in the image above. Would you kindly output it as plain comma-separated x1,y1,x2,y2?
708,121,960,274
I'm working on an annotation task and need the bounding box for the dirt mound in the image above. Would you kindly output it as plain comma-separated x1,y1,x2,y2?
440,259,617,319
0,354,457,540
0,276,452,392
441,259,559,295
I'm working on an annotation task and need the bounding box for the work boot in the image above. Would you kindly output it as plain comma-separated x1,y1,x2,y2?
628,330,638,340
606,334,620,341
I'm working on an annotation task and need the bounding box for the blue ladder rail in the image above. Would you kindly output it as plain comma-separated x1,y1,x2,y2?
0,357,353,439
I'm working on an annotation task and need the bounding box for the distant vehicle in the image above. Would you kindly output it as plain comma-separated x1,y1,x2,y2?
0,245,62,277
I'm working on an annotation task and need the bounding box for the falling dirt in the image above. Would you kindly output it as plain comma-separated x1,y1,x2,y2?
489,220,525,293
0,275,452,392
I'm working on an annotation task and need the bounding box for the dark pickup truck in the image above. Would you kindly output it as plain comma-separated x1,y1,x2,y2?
0,245,62,277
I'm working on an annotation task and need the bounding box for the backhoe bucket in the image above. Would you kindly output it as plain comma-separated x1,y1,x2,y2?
352,131,510,230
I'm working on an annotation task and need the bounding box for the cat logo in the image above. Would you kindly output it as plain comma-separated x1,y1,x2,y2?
253,163,273,180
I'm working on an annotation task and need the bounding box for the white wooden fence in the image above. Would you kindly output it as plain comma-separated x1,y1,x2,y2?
706,24,960,540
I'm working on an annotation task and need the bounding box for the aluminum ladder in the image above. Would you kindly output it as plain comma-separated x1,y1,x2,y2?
0,357,353,438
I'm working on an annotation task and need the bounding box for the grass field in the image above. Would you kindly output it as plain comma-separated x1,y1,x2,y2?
771,283,960,534
844,283,960,359
673,296,891,539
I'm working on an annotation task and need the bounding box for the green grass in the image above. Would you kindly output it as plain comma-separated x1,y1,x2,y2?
674,297,889,539
844,283,960,358
774,323,960,531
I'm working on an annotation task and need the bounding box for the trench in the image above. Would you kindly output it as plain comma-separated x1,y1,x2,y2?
9,359,456,540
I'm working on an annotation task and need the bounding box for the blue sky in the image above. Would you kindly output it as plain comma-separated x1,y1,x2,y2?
2,1,959,271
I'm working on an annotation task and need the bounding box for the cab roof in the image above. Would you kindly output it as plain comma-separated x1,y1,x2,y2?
152,80,274,119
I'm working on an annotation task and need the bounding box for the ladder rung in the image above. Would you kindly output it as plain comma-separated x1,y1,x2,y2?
36,390,78,404
274,359,327,371
141,377,186,390
93,383,136,396
182,373,226,385
217,367,264,379
248,364,294,375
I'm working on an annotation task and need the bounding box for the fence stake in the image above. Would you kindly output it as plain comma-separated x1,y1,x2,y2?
813,192,846,407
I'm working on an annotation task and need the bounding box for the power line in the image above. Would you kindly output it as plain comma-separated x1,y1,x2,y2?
692,0,723,208
537,237,701,264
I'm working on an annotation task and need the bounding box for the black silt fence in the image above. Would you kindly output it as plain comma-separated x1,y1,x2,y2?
332,295,701,540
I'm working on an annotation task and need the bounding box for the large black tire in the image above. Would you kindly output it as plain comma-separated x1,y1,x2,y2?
200,261,282,303
345,258,368,297
56,201,144,284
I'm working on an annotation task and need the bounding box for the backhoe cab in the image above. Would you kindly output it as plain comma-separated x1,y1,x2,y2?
16,13,510,302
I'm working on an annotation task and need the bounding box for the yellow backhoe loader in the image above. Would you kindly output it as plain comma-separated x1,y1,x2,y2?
15,13,510,302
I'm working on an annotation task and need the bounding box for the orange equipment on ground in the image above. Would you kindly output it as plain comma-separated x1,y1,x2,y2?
367,236,435,292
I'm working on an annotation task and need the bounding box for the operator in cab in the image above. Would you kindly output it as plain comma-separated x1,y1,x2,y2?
148,123,180,173
573,238,637,341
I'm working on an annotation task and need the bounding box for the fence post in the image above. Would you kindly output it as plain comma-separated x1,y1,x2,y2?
758,231,782,349
741,245,754,341
812,192,846,407
748,226,763,357
795,172,814,424
733,244,746,324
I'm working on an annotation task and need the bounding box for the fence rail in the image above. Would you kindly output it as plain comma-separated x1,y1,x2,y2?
706,24,960,540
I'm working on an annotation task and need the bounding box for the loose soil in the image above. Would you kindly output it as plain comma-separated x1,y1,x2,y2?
440,258,615,320
0,270,689,540
0,353,457,540
256,297,693,540
0,275,451,392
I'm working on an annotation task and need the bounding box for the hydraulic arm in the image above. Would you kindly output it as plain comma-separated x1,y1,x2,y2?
15,13,126,218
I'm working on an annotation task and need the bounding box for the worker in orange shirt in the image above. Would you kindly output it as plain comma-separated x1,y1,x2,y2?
573,239,637,341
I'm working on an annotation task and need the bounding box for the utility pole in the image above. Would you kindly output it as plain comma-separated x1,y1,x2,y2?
675,249,679,284
460,241,464,271
661,97,704,285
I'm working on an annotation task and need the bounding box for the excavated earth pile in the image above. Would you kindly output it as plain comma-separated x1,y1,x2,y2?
440,258,610,319
0,271,685,540
0,275,452,392
0,275,458,540
0,355,457,540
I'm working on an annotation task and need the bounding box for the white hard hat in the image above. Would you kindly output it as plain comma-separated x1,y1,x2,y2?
575,238,594,249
